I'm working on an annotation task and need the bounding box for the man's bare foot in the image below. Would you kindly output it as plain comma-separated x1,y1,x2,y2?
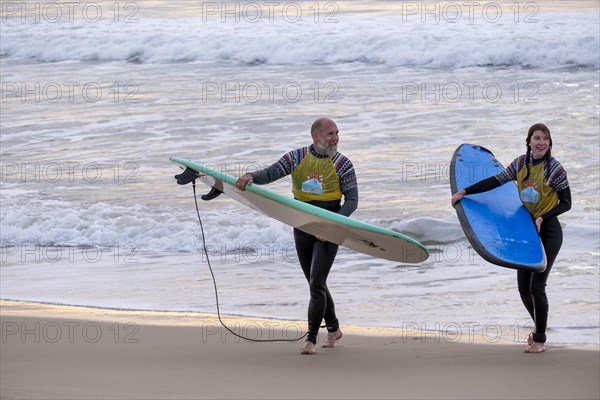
322,330,343,348
301,341,316,355
525,341,545,353
527,332,534,346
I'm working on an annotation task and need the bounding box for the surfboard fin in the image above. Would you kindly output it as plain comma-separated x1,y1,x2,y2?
175,168,199,185
201,187,223,201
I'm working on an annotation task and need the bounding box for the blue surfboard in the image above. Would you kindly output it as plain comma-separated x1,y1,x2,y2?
450,144,546,272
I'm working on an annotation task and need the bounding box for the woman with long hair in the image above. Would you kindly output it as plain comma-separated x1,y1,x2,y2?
451,123,572,353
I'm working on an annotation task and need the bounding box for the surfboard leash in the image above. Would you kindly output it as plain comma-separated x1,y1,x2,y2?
191,181,308,343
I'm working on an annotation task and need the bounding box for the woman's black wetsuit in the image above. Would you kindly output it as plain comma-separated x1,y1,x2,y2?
464,158,571,343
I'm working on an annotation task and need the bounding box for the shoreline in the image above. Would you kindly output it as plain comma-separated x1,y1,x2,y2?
2,300,599,399
2,299,598,348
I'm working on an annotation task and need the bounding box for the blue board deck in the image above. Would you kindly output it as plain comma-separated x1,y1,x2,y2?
450,144,546,271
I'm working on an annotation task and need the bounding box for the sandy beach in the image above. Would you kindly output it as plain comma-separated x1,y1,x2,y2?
1,300,598,400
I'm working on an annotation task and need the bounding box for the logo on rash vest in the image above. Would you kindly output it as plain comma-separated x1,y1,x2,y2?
301,172,323,195
520,181,539,203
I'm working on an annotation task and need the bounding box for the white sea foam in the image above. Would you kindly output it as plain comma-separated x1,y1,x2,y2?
0,186,460,252
1,12,598,68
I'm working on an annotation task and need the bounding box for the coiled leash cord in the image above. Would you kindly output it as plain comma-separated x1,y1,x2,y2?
191,181,308,343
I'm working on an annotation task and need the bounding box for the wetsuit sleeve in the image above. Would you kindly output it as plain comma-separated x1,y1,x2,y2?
250,151,295,184
250,163,286,184
338,186,358,217
463,176,501,195
547,158,569,191
495,156,521,185
337,158,357,193
540,187,572,221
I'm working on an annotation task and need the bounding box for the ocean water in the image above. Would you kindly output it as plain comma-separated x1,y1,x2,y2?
1,0,599,344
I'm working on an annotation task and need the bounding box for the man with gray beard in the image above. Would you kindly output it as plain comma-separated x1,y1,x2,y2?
236,118,358,355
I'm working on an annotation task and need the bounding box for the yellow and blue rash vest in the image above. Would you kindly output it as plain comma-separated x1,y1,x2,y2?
496,155,569,219
273,145,357,202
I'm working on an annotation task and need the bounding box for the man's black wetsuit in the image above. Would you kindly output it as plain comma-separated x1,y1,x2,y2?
250,144,358,344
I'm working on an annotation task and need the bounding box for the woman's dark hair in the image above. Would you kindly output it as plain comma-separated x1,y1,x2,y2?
523,123,552,182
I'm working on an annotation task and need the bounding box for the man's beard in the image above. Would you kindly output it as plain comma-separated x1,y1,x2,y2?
315,140,337,156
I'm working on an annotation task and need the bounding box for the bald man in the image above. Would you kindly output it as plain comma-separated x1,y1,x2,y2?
236,118,358,355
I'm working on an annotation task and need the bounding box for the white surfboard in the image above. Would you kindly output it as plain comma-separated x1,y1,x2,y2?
172,157,429,263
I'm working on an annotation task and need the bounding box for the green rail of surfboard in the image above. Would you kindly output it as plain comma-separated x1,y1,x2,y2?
171,156,429,258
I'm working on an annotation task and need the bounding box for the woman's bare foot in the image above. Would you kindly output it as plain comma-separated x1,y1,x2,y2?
322,330,343,348
525,341,545,353
301,341,316,355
